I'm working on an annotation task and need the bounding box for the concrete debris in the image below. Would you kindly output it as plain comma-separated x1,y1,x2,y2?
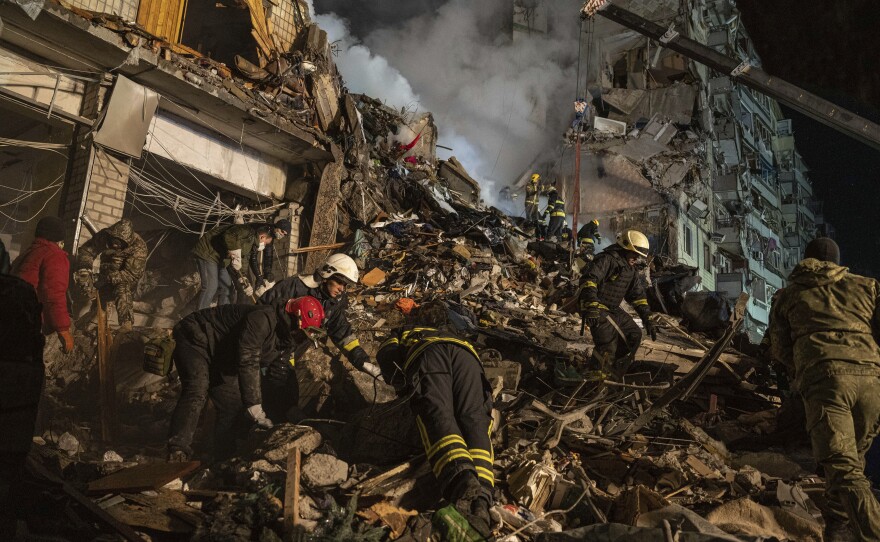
301,453,349,488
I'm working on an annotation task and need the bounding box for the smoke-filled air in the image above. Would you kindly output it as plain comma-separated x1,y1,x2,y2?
311,0,584,209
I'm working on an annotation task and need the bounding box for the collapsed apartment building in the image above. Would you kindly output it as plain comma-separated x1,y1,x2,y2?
0,0,452,320
538,0,832,341
4,0,880,541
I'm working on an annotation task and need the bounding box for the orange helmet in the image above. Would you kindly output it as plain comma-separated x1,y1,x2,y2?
285,296,325,329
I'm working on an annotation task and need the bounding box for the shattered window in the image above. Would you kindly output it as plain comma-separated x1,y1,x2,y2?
703,238,711,272
684,224,694,256
269,0,299,51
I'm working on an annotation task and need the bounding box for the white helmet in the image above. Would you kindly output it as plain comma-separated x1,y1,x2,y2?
318,253,359,284
617,229,650,257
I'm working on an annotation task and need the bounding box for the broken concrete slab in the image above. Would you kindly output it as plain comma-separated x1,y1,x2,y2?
253,424,323,464
301,453,348,488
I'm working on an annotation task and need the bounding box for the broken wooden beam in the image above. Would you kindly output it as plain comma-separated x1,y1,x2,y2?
87,461,201,494
283,447,301,533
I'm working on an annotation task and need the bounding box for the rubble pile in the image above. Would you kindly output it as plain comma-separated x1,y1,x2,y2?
23,146,825,541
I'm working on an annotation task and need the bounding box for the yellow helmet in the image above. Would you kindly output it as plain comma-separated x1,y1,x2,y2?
592,219,599,226
618,229,649,257
530,173,540,183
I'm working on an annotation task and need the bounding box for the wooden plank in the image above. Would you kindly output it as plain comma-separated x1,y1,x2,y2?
27,457,146,542
304,144,344,273
96,293,116,442
283,447,301,533
88,462,201,494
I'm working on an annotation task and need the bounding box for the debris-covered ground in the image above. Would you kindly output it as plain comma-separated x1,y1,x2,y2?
20,121,826,541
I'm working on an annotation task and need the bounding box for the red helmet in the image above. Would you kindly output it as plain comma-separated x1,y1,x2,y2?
285,296,325,329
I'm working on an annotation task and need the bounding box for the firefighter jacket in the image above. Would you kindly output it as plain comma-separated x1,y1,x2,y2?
182,304,294,407
578,245,650,318
543,194,566,218
12,237,71,333
76,219,146,286
767,258,880,389
525,183,539,205
578,222,601,245
258,274,370,368
191,224,258,268
376,327,481,384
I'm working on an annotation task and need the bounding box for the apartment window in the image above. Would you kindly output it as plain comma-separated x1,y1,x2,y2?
703,239,711,272
684,225,693,256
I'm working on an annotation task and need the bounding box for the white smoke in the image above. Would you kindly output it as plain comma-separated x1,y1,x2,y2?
310,0,583,208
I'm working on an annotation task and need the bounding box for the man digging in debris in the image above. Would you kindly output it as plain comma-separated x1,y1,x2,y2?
74,218,147,332
191,222,274,309
542,187,566,242
578,229,657,379
259,253,382,378
767,237,880,542
577,218,602,259
166,296,320,461
376,301,495,538
250,219,292,298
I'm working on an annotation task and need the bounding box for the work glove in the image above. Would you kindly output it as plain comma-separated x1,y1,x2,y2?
58,330,74,354
228,249,243,271
246,404,273,430
361,361,384,382
596,234,602,243
254,281,275,297
643,314,658,342
582,306,601,327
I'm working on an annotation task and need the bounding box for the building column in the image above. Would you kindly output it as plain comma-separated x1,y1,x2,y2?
60,81,131,252
278,202,303,278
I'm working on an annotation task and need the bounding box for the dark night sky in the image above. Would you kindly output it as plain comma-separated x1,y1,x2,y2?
735,1,880,277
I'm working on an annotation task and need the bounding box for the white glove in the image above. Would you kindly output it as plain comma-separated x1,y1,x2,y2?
255,281,275,297
242,284,254,297
246,404,273,429
229,249,243,271
362,361,383,381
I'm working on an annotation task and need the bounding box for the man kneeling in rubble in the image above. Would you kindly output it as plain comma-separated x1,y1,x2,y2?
578,229,657,378
166,297,323,461
259,253,382,378
376,301,495,537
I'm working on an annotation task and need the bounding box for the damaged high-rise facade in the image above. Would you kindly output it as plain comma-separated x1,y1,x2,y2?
557,0,827,340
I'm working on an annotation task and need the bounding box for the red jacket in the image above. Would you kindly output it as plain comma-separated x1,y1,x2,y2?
13,238,71,333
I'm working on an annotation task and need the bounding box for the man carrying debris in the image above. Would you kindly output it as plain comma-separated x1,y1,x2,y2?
167,297,321,460
524,173,541,224
578,229,657,378
376,301,494,537
74,218,147,331
577,219,602,258
767,237,880,541
542,188,566,241
12,216,74,354
191,222,273,309
250,219,292,297
259,253,381,378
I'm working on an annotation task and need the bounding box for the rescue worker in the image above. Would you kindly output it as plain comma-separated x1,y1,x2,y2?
191,223,273,310
578,230,657,379
167,297,315,461
767,237,880,542
251,219,292,297
261,296,324,423
0,275,44,537
74,218,147,331
578,219,602,258
12,216,74,353
524,174,541,224
259,253,381,378
376,301,494,537
560,223,573,245
542,189,566,241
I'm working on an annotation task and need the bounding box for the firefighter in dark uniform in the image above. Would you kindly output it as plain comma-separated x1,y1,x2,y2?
560,223,573,245
524,174,541,224
167,301,301,461
542,189,566,240
578,219,602,258
578,230,657,379
376,302,494,537
259,253,381,378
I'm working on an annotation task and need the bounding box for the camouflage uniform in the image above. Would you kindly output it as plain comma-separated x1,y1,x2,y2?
76,219,147,327
768,258,880,540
